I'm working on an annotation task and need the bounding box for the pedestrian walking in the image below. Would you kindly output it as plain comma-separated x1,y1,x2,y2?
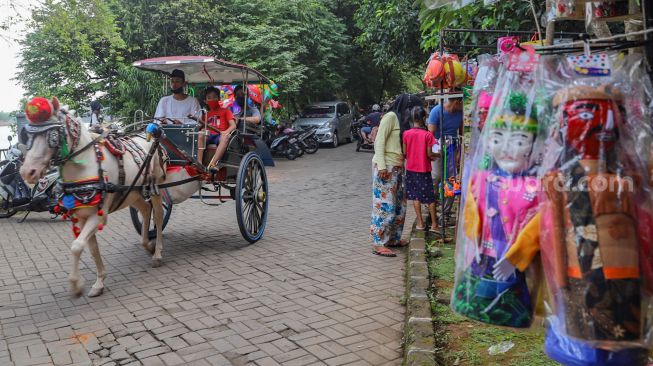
370,93,423,257
403,106,438,233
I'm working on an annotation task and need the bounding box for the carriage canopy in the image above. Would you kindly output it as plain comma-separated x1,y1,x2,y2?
132,56,270,85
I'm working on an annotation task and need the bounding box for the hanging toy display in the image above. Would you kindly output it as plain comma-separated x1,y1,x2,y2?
586,0,629,19
451,44,544,328
423,53,468,89
531,54,653,362
451,91,541,327
550,0,584,18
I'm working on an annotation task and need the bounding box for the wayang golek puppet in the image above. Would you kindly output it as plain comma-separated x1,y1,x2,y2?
452,94,541,328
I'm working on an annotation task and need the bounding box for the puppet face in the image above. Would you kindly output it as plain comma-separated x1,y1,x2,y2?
488,128,534,174
561,99,618,159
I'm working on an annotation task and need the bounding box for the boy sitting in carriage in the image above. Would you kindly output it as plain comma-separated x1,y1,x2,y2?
193,87,237,169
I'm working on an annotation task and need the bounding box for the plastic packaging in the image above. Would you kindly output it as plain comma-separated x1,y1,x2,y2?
488,340,515,355
535,53,653,352
451,46,544,328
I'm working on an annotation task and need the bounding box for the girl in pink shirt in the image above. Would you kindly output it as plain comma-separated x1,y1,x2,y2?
402,106,439,232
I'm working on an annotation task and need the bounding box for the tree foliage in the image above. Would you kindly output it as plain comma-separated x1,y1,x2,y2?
419,1,538,52
17,0,126,110
16,0,452,118
220,0,349,107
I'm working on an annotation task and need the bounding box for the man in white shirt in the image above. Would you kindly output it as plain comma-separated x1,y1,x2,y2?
154,69,201,124
89,100,103,129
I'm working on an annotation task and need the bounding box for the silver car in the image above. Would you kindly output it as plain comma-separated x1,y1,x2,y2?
293,101,353,148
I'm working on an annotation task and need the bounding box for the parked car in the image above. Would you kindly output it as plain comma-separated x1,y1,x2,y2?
292,101,353,148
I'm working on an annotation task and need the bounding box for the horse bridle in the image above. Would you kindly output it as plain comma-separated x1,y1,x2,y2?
18,111,95,166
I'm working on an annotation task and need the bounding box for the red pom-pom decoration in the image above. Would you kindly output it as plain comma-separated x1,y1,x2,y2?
62,213,69,220
97,209,104,217
53,205,60,214
97,224,104,231
72,226,81,238
25,97,53,124
71,217,79,223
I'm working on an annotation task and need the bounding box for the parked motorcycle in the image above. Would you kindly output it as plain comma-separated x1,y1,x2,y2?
0,136,60,220
264,123,301,160
295,126,319,154
351,117,374,152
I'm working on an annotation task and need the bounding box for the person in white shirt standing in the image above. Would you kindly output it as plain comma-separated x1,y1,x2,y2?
154,69,201,124
89,100,103,130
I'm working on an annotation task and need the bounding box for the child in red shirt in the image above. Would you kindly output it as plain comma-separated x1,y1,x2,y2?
402,106,439,232
196,87,236,168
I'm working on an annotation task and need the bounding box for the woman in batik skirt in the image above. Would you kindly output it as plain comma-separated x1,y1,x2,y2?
370,94,424,257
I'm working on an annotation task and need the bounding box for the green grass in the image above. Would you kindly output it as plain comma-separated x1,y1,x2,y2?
425,232,557,366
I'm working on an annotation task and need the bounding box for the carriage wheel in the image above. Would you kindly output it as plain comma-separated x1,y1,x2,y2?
236,152,268,243
129,202,173,240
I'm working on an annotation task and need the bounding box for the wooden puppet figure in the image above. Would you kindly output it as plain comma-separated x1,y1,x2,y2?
452,102,541,328
542,85,642,342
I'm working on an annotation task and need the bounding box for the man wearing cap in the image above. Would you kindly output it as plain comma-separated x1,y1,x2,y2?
154,69,201,125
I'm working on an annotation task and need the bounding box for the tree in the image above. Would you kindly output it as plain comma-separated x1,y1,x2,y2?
220,0,350,108
354,0,427,100
419,1,538,52
16,0,126,110
108,0,225,60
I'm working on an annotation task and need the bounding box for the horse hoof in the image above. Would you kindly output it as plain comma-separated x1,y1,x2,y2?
71,287,83,298
152,259,162,268
88,286,104,297
146,241,156,255
70,279,84,298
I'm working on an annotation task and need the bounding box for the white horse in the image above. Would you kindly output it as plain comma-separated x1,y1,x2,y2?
20,97,197,297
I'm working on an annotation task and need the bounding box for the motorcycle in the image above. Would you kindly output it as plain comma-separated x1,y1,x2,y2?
351,117,374,152
295,126,319,154
264,122,301,160
0,136,60,220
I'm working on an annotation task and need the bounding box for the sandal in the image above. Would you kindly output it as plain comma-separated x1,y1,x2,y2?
372,247,397,257
415,225,426,231
429,226,439,233
386,240,408,248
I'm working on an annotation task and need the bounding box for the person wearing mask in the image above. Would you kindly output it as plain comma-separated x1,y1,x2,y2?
154,69,201,125
233,85,261,126
191,87,237,168
427,98,463,226
370,93,423,257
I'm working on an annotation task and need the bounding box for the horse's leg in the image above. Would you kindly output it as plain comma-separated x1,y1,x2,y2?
150,195,164,268
131,198,154,254
87,234,106,297
69,214,100,297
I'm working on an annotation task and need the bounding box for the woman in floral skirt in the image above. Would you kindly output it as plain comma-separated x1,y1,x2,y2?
370,94,423,257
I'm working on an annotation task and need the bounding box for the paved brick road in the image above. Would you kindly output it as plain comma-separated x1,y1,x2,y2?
0,145,405,366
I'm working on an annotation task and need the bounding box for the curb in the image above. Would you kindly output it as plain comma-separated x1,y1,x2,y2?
401,206,437,366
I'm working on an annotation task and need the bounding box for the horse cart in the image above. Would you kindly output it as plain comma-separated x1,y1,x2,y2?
129,56,271,243
16,57,272,297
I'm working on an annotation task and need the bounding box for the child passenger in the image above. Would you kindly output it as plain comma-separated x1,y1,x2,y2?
402,105,439,232
196,87,237,169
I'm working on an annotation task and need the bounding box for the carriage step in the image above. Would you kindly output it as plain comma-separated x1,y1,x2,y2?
191,195,233,200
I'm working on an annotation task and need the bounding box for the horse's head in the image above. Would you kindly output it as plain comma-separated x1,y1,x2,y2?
19,97,77,184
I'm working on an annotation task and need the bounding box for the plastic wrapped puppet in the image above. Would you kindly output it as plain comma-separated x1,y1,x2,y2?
459,55,501,197
529,54,653,364
451,73,542,328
